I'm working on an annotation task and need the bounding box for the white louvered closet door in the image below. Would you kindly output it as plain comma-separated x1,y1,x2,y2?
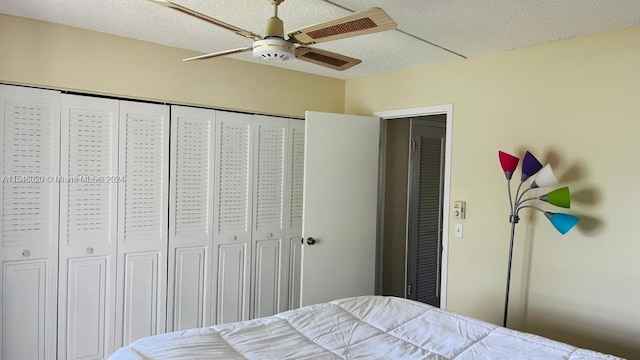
212,111,254,324
250,115,289,318
0,85,60,360
115,101,169,347
58,95,119,360
286,119,305,310
167,106,215,332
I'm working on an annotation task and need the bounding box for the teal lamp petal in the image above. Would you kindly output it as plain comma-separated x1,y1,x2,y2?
539,187,571,208
544,212,579,235
531,164,558,189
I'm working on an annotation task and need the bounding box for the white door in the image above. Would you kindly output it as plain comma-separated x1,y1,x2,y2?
58,94,119,359
0,85,61,360
300,111,381,306
212,111,254,324
250,115,289,318
115,101,169,347
167,105,215,331
286,119,305,310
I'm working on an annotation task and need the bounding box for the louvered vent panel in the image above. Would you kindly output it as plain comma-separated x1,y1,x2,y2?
66,109,113,244
124,114,165,240
256,127,285,232
2,100,54,244
175,118,211,236
218,122,250,234
289,128,305,229
415,136,444,304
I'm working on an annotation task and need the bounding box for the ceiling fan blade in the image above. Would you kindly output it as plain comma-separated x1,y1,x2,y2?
287,8,397,46
183,47,252,62
295,47,361,71
149,0,262,41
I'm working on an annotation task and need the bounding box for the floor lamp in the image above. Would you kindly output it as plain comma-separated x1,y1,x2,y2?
498,150,579,328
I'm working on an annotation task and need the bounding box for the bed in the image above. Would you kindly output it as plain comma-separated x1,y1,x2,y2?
109,296,622,359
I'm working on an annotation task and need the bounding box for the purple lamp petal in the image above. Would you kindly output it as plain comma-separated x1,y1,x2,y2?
521,151,543,182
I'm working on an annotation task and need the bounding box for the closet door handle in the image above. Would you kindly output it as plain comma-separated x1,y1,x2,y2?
22,250,31,257
306,237,316,246
86,247,94,254
267,233,273,239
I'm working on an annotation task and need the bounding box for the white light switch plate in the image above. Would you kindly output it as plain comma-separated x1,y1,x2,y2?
455,223,463,238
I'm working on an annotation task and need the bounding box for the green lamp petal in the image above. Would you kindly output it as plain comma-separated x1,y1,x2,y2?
540,187,571,208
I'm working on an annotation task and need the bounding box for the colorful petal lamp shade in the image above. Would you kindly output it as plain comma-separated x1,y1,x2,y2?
540,187,571,208
531,164,558,188
521,151,543,181
545,212,580,235
498,150,579,328
499,151,519,180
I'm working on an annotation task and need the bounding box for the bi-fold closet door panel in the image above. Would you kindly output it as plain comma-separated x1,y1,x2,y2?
58,94,119,360
212,111,254,325
171,110,300,324
167,106,215,332
286,119,305,310
251,115,289,318
0,85,60,360
115,101,170,348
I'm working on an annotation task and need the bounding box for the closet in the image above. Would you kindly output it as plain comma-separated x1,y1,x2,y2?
166,107,303,331
0,84,304,360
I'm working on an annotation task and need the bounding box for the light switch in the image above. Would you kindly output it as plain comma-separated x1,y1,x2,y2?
453,201,466,219
455,223,463,238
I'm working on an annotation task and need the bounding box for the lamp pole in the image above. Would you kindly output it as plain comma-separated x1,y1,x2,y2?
503,214,518,328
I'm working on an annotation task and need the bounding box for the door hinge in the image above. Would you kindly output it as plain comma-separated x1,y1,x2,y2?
407,283,412,296
411,140,416,152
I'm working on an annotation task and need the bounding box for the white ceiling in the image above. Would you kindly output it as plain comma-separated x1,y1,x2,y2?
1,0,640,80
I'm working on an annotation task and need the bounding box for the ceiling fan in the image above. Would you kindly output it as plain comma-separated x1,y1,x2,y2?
149,0,397,71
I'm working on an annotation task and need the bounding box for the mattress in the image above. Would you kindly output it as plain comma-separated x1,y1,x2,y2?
110,296,622,359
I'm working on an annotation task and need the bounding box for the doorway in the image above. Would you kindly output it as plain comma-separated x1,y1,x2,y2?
375,105,453,309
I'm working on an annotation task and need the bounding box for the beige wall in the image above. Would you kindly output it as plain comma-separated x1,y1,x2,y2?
0,14,344,118
346,26,640,358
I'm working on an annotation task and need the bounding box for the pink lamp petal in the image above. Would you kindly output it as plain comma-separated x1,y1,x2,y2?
499,151,519,180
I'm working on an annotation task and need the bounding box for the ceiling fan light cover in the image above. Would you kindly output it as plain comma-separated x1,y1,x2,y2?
253,38,296,61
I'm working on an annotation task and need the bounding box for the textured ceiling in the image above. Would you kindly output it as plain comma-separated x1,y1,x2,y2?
1,0,640,79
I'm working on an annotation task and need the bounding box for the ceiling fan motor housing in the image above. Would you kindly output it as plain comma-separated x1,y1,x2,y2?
253,38,296,61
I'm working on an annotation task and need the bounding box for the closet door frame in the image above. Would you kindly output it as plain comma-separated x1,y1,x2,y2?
374,105,454,308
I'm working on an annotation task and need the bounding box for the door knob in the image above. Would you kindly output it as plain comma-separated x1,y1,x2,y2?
306,237,316,245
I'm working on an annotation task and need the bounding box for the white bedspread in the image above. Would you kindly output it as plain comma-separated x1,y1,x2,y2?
110,296,622,359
